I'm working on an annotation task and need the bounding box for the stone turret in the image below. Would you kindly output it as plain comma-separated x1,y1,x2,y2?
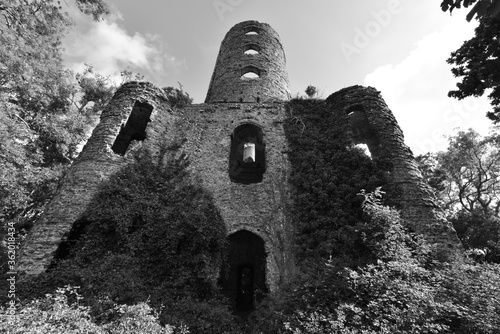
326,86,461,260
205,20,291,103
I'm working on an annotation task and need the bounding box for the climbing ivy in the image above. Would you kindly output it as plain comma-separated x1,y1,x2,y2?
18,146,244,333
284,99,387,266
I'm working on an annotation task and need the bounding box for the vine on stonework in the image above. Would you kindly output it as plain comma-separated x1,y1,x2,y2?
284,99,388,267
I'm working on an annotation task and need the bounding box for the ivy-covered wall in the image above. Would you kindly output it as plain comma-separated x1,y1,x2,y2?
326,86,461,261
284,98,387,266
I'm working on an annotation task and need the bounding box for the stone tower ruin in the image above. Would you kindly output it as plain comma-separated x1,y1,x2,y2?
18,20,461,309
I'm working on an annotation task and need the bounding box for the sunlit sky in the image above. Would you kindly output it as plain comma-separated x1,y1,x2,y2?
62,0,494,155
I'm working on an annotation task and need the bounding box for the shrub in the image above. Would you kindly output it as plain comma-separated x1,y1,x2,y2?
18,145,242,333
255,190,500,334
0,285,181,333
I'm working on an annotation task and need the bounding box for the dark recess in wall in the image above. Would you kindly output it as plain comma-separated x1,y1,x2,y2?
111,101,153,155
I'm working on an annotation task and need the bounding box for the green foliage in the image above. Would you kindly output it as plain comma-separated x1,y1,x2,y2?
0,285,178,333
74,0,110,21
417,129,500,263
254,190,500,334
0,0,114,242
441,0,500,21
450,210,500,262
163,84,194,108
304,85,317,98
446,13,500,122
417,129,500,216
19,147,243,333
284,99,387,266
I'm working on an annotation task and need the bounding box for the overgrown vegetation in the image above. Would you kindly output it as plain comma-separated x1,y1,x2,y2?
283,99,387,267
12,146,244,333
417,128,500,263
245,99,500,333
252,189,500,333
441,0,500,122
1,286,177,333
3,1,500,331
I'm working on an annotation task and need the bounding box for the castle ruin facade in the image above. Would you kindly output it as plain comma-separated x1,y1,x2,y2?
18,21,460,309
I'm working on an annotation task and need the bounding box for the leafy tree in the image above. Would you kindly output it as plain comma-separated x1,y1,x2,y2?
449,210,500,262
440,0,500,122
417,129,500,262
163,84,193,108
0,0,118,276
304,85,317,98
418,129,500,216
441,0,500,21
447,15,500,123
73,0,110,21
0,0,73,113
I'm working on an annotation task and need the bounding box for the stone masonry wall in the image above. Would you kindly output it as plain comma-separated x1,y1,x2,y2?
205,20,290,103
17,82,174,275
326,86,461,261
174,102,295,291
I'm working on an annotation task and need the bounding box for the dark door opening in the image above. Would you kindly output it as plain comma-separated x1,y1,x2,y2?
236,265,254,311
220,230,267,312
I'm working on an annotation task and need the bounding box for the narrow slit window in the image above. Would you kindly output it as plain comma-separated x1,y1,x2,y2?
111,101,153,155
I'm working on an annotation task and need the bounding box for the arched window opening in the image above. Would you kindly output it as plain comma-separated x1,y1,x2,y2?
346,106,371,142
244,26,259,35
354,143,372,158
346,105,380,156
229,124,265,184
220,231,267,312
111,101,153,155
240,66,261,79
244,44,260,55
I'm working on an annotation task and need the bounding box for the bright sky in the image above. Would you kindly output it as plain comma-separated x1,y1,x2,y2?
62,0,494,156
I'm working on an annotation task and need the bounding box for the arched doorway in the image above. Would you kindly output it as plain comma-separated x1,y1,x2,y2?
220,230,267,311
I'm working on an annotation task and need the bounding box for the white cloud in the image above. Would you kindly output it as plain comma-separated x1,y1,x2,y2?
63,14,184,85
364,14,492,156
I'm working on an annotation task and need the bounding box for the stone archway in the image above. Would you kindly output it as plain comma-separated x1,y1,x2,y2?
220,230,267,311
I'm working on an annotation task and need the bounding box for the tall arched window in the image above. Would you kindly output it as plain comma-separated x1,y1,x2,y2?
111,101,153,155
346,105,380,156
229,124,265,184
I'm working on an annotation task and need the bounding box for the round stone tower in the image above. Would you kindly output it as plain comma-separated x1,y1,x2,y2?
205,20,291,103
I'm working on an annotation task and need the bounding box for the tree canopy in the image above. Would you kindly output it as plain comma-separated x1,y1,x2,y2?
441,0,500,123
441,0,500,21
447,15,500,123
417,128,500,262
419,129,500,216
